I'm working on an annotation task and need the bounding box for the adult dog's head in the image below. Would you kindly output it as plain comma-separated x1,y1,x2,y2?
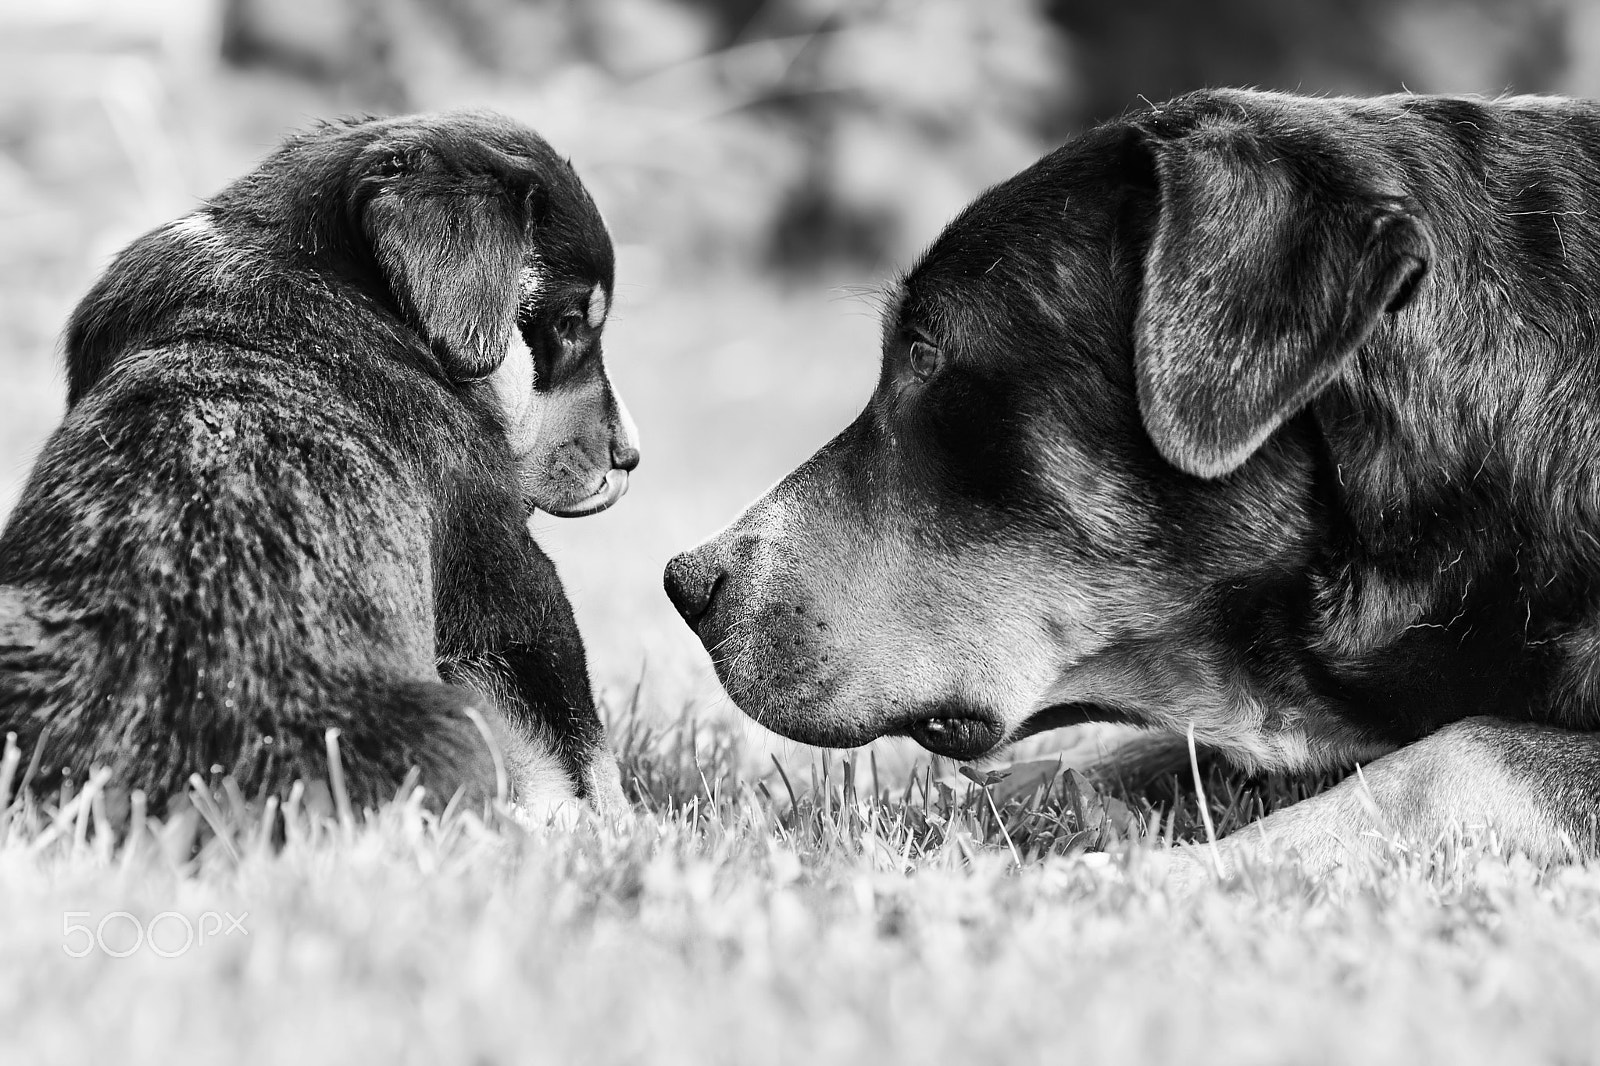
69,110,639,517
665,90,1430,766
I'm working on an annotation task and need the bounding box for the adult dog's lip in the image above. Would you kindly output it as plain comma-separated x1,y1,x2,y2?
544,469,629,518
905,714,1002,761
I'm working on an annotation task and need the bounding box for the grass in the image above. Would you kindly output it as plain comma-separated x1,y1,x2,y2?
3,706,1600,1066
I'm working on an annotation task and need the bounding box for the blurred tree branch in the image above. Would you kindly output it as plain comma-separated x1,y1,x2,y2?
207,0,1577,270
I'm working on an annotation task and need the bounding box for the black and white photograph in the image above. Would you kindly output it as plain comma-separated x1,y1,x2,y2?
3,1,1600,1062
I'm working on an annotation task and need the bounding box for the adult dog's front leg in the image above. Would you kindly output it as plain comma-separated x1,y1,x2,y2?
1207,718,1600,876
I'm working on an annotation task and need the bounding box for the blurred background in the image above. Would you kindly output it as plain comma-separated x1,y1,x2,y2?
0,0,1592,735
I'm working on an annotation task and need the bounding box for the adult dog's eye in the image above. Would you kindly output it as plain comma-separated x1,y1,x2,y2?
908,339,944,379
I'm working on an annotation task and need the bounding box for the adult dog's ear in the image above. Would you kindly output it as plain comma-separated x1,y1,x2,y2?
358,143,543,381
1130,126,1431,478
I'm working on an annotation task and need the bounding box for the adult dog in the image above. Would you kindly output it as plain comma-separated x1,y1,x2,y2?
667,89,1600,872
0,111,638,813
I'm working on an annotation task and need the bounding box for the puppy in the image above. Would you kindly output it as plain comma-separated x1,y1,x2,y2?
667,90,1600,872
0,111,639,813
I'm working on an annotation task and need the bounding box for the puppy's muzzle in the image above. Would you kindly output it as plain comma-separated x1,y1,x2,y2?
546,468,629,517
544,436,641,518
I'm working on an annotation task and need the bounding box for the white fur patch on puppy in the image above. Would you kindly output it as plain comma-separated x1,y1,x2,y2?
586,283,609,329
165,212,257,282
582,749,631,822
448,662,585,825
516,264,544,308
498,724,587,829
469,695,586,828
168,212,220,244
487,332,545,456
608,366,640,456
484,264,554,455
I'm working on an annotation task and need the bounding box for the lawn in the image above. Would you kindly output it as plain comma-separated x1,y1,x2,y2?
3,710,1600,1066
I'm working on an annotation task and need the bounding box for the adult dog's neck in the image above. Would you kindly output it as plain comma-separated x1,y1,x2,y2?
1297,310,1600,738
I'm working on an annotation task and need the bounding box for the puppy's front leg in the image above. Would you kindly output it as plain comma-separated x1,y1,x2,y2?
1202,717,1600,877
435,530,627,820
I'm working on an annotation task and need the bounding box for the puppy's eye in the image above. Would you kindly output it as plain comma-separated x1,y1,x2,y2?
557,312,584,343
908,339,944,379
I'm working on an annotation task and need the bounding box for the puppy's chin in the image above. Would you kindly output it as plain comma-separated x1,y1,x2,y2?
531,468,630,518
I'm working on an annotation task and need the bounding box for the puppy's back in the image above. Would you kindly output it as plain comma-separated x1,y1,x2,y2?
0,334,496,802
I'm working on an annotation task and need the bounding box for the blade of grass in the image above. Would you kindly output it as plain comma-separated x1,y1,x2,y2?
1188,721,1224,877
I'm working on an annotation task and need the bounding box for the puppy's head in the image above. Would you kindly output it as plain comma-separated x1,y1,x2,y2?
347,111,639,516
666,91,1430,766
348,112,636,515
67,112,639,516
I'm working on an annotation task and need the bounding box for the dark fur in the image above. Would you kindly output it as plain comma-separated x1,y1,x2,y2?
668,90,1600,861
0,111,620,808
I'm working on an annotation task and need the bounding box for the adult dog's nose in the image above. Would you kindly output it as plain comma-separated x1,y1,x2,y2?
664,551,723,628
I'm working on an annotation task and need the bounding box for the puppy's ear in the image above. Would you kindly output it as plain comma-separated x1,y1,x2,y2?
358,144,543,380
1130,127,1430,477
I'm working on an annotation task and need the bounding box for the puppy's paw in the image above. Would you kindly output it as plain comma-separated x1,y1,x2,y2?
581,750,635,827
506,795,583,832
503,749,633,832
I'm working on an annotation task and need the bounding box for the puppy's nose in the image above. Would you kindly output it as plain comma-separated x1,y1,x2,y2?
612,440,641,472
664,551,723,627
